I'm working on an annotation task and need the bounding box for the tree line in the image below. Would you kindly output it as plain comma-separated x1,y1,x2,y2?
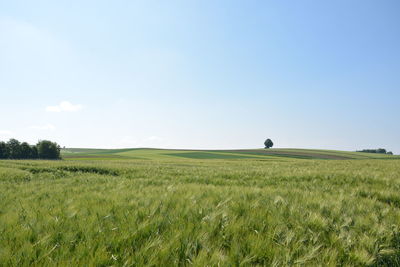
357,148,393,155
0,139,61,159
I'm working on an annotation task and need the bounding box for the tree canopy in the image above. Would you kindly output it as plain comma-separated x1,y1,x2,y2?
264,139,273,149
357,148,392,155
0,139,61,160
37,140,61,159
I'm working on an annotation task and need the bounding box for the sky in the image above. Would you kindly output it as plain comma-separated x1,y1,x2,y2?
0,0,399,153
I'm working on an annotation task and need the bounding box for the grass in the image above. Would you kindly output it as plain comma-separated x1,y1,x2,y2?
0,149,399,266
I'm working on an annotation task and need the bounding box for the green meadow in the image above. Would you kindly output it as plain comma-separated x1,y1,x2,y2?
0,148,399,266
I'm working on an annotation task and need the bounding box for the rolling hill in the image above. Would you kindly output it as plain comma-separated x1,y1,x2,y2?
61,148,399,160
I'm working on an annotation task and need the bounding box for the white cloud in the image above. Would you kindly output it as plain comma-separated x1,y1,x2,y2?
46,101,83,112
30,124,56,130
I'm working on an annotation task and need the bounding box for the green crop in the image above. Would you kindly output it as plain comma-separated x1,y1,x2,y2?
0,153,399,266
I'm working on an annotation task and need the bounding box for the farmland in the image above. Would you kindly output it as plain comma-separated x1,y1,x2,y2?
0,148,399,266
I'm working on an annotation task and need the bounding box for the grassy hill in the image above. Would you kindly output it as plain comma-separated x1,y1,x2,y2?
1,148,399,265
62,147,399,160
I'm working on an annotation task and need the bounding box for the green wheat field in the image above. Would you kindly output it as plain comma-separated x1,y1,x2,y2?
1,148,399,266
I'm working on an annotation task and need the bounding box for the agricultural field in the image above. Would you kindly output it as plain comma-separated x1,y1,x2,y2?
0,148,399,266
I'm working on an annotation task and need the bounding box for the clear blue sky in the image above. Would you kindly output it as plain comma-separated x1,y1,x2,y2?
1,0,399,153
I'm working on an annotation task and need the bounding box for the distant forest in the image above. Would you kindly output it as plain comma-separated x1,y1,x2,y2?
0,139,61,159
357,148,393,155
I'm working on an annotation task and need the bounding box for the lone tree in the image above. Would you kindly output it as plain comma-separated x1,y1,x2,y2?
264,138,273,149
